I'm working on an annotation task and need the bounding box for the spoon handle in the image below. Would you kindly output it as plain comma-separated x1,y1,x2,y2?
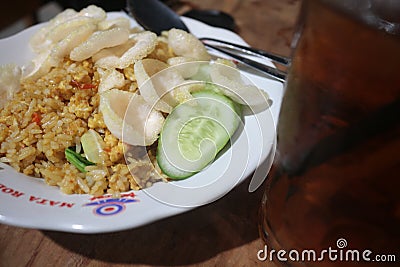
201,37,290,66
205,44,287,83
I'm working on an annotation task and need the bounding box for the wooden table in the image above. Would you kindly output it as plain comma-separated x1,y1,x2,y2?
0,1,300,266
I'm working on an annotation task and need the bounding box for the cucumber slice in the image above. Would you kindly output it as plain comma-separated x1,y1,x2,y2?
157,90,242,179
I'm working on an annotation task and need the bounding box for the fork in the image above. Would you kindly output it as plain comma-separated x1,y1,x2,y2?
200,37,289,82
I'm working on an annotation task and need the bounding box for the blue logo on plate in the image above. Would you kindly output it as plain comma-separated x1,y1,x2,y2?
84,192,138,216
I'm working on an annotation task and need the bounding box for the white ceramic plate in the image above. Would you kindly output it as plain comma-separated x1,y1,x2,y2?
0,12,283,233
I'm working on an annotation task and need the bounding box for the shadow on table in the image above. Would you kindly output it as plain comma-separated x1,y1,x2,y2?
44,179,265,265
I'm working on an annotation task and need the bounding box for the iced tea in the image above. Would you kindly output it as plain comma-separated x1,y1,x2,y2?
260,0,400,266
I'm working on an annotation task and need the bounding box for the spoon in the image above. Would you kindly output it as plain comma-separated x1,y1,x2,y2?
127,0,189,35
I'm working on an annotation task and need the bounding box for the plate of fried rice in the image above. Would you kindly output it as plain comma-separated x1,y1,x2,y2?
0,6,283,233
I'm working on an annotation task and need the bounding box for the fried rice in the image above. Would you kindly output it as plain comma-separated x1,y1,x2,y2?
0,57,169,196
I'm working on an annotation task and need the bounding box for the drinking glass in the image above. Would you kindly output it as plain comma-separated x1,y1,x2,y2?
259,0,400,266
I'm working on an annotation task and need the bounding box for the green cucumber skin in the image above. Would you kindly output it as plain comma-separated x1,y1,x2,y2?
157,137,195,179
156,90,241,180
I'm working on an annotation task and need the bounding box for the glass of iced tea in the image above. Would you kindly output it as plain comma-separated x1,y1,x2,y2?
259,0,400,266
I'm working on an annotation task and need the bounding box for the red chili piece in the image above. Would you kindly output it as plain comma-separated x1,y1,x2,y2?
70,79,96,90
80,83,96,89
32,112,41,125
